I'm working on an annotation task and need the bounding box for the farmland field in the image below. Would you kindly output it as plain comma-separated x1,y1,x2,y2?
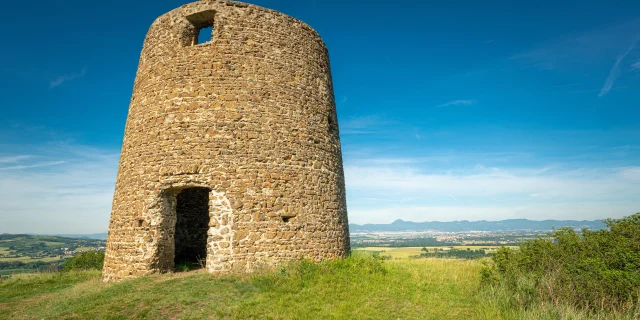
0,256,63,263
354,246,511,260
43,242,65,246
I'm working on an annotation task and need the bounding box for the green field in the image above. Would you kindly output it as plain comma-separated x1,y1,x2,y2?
0,256,63,263
43,241,65,247
355,246,511,260
355,246,424,259
0,268,40,276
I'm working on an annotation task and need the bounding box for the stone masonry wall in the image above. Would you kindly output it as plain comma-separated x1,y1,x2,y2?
102,0,350,281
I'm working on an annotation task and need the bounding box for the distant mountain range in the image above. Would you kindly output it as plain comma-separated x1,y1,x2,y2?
349,219,608,233
18,219,607,239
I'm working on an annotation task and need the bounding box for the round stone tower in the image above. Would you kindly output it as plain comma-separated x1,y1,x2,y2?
103,0,350,281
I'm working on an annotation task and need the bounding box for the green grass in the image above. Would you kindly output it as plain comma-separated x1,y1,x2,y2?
0,256,63,262
0,269,33,276
478,276,640,320
0,270,100,303
354,246,425,259
0,253,492,319
0,253,634,319
355,246,513,260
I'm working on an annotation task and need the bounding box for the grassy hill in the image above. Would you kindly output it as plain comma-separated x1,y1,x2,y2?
1,252,632,320
0,255,491,319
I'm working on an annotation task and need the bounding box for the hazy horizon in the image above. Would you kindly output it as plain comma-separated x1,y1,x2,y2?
0,216,612,236
1,0,639,233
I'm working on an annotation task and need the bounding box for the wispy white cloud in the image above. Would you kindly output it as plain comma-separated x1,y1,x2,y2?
512,19,640,97
599,38,639,97
0,142,118,234
0,155,32,164
435,99,477,108
385,55,392,67
632,59,640,71
343,152,533,167
344,157,640,223
0,161,66,171
346,164,638,200
340,115,394,134
619,167,640,181
50,66,87,88
513,19,640,68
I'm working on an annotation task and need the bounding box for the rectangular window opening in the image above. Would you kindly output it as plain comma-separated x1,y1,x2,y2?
186,10,216,46
197,25,214,45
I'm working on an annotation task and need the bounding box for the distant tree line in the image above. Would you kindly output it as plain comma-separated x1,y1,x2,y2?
0,260,64,272
418,248,491,259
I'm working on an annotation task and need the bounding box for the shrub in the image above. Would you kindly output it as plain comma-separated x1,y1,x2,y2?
62,251,105,272
481,213,640,314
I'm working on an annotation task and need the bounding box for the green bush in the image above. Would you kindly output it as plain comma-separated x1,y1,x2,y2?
62,251,105,272
481,213,640,314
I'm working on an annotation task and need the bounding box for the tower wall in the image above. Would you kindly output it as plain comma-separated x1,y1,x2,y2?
103,0,350,281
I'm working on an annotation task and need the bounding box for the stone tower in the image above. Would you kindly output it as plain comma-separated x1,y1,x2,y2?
103,0,350,281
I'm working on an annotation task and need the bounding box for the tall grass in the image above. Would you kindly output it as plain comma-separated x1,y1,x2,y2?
479,272,640,320
480,213,640,319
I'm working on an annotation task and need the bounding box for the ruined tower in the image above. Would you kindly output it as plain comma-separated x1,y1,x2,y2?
103,0,350,281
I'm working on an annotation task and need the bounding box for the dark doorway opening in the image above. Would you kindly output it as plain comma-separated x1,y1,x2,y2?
174,187,210,270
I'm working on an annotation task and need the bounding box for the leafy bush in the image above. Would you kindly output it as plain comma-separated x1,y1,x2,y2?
481,213,640,314
62,251,104,272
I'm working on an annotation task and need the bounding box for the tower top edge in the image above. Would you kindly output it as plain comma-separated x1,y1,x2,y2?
156,0,326,46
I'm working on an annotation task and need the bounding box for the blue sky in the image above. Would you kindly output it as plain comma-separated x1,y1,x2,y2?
1,0,639,233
